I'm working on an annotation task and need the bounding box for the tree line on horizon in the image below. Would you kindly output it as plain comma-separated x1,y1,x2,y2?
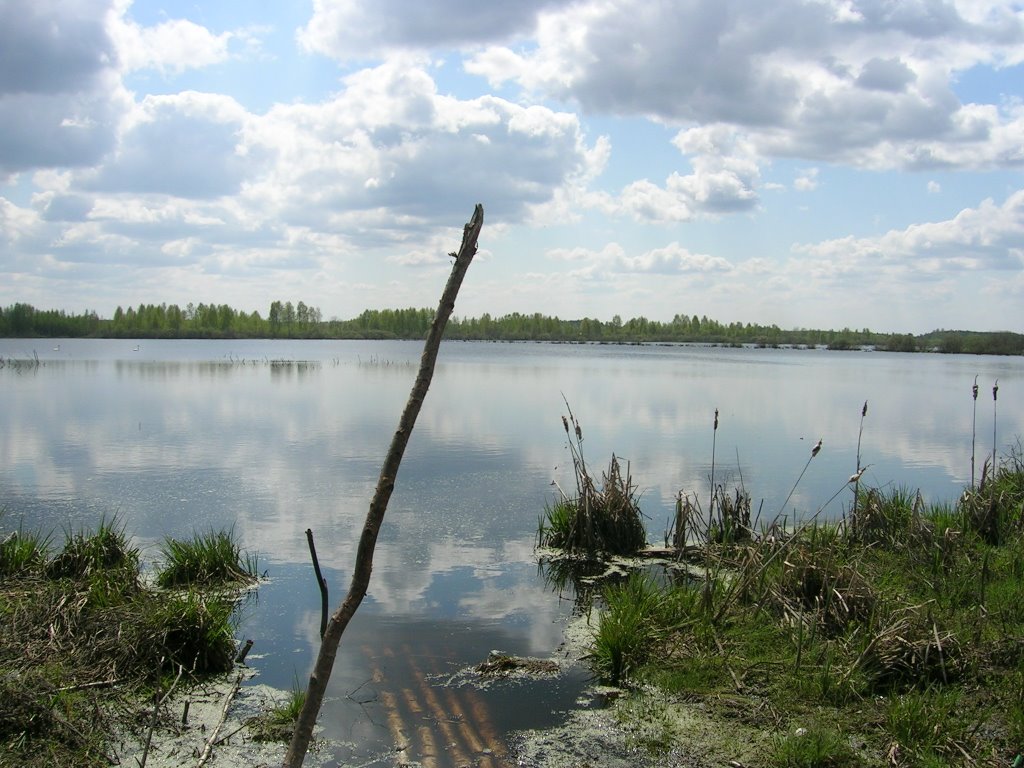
1,300,1021,355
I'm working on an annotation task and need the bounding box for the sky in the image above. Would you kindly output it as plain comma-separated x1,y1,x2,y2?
1,1,1023,334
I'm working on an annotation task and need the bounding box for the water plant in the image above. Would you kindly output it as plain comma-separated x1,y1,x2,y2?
156,527,258,588
573,441,1024,764
538,404,647,556
589,572,666,685
0,525,50,577
250,678,307,742
46,514,138,580
0,518,258,767
139,590,237,675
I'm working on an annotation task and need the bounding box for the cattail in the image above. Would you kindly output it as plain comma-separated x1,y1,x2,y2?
709,408,720,522
971,375,979,488
561,415,569,434
811,438,822,458
992,379,999,470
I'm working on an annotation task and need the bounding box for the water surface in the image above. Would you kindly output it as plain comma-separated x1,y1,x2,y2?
2,338,1022,765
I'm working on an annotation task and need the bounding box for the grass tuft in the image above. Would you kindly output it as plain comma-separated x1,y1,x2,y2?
0,526,50,577
156,527,258,588
0,518,258,767
769,720,858,767
249,678,307,742
538,404,647,557
46,515,137,580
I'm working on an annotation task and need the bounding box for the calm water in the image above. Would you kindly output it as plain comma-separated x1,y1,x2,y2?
2,339,1022,765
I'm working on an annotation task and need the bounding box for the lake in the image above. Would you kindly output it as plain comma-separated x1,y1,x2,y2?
2,338,1022,765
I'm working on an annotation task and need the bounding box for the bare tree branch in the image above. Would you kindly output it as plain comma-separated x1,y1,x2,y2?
284,204,484,767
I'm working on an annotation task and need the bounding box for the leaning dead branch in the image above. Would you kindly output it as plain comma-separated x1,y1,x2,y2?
284,204,484,767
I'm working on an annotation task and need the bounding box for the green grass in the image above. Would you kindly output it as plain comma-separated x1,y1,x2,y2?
590,573,665,685
0,518,259,767
46,515,137,580
156,527,258,588
140,590,238,675
769,720,858,767
885,687,964,763
538,406,648,557
249,677,307,742
0,526,50,577
573,454,1024,765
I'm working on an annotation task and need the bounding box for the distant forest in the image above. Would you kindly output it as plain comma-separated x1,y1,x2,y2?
1,300,1022,355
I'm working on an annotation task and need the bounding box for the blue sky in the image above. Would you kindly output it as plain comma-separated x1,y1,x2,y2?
2,0,1023,333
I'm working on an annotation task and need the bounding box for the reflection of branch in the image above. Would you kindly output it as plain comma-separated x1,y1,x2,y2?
347,676,378,704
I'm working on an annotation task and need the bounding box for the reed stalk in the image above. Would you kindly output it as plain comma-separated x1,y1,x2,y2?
992,379,999,471
709,408,719,522
971,375,979,488
853,400,867,517
775,438,822,523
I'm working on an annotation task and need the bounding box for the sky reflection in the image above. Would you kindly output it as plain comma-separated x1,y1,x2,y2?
2,339,1021,764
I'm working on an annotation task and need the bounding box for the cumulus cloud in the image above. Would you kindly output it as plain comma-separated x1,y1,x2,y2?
110,13,233,74
795,190,1024,274
0,0,127,173
466,0,1024,169
549,241,732,276
242,59,601,239
85,92,252,199
298,0,572,59
8,56,602,287
600,124,761,222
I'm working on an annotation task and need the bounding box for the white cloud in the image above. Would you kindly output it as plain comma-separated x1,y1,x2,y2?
241,59,600,234
548,241,732,276
0,0,128,173
109,11,233,75
86,92,252,199
795,190,1024,273
599,124,762,222
297,0,571,59
6,57,602,290
466,0,1024,170
794,168,820,191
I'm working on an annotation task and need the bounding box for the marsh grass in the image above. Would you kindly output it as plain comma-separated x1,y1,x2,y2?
538,405,647,556
156,527,259,588
250,678,307,742
46,515,137,580
590,573,667,685
578,450,1024,765
0,526,50,577
885,687,965,763
141,591,237,675
0,519,257,767
557,385,1023,765
769,720,858,767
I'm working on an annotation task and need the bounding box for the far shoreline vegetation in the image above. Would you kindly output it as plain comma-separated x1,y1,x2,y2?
1,300,1023,355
